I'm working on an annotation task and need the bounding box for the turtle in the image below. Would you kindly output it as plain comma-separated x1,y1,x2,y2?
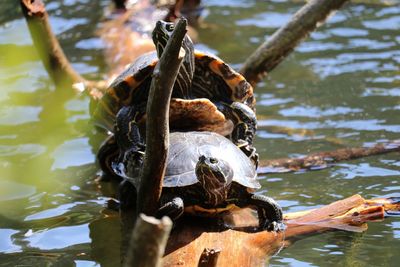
94,20,258,177
115,123,284,231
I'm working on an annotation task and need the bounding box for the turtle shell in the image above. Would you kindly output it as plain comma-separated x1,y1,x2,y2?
93,50,255,131
163,131,260,189
94,51,158,130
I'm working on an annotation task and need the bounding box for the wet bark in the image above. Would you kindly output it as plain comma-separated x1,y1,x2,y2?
240,0,350,86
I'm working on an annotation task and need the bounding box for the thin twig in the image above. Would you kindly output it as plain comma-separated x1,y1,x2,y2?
240,0,350,86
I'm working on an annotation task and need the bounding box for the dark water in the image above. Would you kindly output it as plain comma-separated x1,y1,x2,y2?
0,0,399,266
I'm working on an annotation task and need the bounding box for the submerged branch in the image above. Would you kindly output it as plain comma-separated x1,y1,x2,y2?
20,0,83,86
240,0,349,86
258,140,400,174
20,0,107,96
136,19,187,216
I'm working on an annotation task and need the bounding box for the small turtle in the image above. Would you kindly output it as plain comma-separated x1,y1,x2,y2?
116,125,283,231
95,20,258,178
94,20,255,132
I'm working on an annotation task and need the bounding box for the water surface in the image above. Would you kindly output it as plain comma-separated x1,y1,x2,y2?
0,0,399,266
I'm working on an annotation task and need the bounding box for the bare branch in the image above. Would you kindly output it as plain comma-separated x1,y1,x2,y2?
137,18,187,216
20,0,108,95
20,0,83,86
258,140,400,174
240,0,350,86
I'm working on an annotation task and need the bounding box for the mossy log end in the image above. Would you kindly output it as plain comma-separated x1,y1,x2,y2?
162,195,399,267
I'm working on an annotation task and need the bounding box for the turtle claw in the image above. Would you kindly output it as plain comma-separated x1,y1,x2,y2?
237,141,259,167
156,197,184,221
248,194,284,232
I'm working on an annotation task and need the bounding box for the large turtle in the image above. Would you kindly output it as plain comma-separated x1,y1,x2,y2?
95,20,258,177
115,124,283,231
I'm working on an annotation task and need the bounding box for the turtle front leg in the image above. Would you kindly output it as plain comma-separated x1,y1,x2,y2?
245,194,284,231
156,197,185,221
216,102,259,166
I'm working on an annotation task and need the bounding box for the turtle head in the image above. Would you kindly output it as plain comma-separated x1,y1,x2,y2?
152,20,175,58
195,155,234,205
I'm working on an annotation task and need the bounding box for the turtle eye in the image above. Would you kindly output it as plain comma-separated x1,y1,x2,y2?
166,24,174,32
209,158,218,164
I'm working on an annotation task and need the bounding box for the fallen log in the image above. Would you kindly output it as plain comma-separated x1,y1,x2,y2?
258,140,400,174
240,0,350,86
162,195,399,266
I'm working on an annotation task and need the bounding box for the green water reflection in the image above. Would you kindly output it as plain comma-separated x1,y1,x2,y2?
0,0,399,266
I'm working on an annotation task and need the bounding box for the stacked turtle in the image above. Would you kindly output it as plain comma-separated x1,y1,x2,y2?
93,20,283,231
